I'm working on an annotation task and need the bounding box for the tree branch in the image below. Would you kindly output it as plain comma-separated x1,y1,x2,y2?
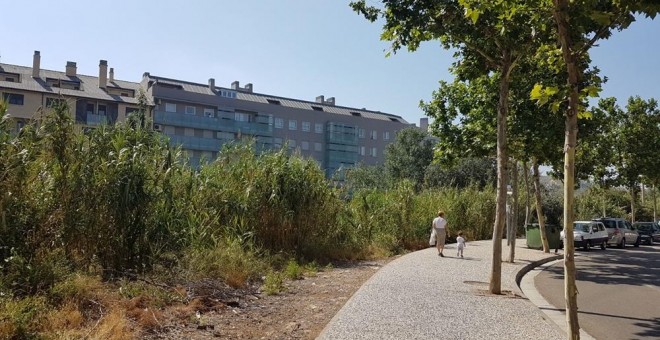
464,41,499,67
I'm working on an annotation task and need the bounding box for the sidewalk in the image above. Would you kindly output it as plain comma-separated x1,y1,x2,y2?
318,239,565,340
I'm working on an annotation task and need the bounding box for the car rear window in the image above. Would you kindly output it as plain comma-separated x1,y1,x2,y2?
600,220,617,229
634,224,653,231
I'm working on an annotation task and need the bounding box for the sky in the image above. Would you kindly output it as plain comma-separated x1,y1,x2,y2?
1,0,659,126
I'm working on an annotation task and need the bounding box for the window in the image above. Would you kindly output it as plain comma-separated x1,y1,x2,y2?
126,107,139,115
121,92,129,97
314,142,322,152
86,103,95,115
350,111,361,117
267,99,281,105
288,139,296,148
289,120,297,130
185,106,196,115
98,105,107,116
5,77,15,82
274,118,284,129
220,90,236,98
273,137,283,147
235,112,250,122
204,108,215,117
301,141,309,150
302,121,311,132
315,123,323,134
359,128,365,138
312,106,323,111
371,130,378,140
165,103,176,112
371,147,377,157
389,117,399,122
383,131,390,140
360,146,365,156
3,93,24,105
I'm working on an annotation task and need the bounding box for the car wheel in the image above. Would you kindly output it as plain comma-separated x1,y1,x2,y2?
583,240,590,251
601,241,606,250
634,237,640,247
650,238,654,245
620,238,626,248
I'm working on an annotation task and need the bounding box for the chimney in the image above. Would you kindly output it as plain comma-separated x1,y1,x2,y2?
109,68,114,82
231,81,240,90
420,118,429,131
244,83,253,93
65,61,77,77
208,78,216,92
315,95,325,103
325,97,335,106
98,60,108,89
32,51,41,78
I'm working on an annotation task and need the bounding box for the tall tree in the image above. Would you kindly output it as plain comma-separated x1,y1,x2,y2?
384,127,434,190
537,2,659,338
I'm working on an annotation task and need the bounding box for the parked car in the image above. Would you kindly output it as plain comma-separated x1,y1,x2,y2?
561,221,608,250
631,222,660,245
592,217,640,248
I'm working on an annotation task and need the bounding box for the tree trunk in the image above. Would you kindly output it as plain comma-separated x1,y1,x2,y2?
553,0,581,337
532,160,549,253
602,184,607,217
489,55,512,295
654,183,657,222
509,160,519,263
630,185,636,223
524,161,531,228
640,183,644,205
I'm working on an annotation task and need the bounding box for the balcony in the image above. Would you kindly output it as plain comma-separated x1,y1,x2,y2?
166,135,225,152
154,111,273,136
86,113,109,126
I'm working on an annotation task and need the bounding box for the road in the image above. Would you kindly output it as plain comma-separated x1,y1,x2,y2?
535,244,660,340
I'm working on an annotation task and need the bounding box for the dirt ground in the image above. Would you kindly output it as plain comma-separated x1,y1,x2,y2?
145,259,390,339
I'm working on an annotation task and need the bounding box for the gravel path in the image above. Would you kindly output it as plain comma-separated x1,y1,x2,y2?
318,239,566,340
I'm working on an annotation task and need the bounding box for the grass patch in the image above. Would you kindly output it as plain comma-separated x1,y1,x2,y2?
284,260,303,280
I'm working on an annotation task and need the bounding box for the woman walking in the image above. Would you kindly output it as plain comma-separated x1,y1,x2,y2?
432,210,448,257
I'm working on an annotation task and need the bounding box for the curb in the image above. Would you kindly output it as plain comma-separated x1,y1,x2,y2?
519,258,598,340
512,253,563,298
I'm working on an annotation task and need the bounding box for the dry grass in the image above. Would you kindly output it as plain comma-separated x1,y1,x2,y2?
91,308,135,340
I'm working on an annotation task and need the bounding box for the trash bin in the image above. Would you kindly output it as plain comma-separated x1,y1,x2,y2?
526,223,562,250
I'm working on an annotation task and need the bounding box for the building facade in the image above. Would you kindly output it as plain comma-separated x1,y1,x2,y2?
0,51,142,130
1,51,412,177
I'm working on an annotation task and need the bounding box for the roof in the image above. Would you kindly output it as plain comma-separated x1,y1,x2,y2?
145,74,409,124
0,63,141,104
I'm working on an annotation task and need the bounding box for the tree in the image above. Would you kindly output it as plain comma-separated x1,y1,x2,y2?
537,2,660,338
384,127,434,190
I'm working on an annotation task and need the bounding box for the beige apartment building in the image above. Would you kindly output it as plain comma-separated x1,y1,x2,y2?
1,51,413,177
0,51,142,130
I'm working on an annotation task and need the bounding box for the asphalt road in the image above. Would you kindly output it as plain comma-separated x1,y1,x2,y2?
535,244,660,340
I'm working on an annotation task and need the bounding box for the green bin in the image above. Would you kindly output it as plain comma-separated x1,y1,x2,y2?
525,223,562,250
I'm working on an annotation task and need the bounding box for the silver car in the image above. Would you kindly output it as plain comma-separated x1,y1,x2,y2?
592,218,640,248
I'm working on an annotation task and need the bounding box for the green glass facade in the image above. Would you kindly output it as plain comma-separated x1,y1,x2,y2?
325,122,358,178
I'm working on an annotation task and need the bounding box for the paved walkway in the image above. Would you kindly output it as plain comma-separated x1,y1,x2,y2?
318,239,565,340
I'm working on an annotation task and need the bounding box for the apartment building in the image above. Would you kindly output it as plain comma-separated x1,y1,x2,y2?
141,74,411,176
1,51,412,177
0,51,142,131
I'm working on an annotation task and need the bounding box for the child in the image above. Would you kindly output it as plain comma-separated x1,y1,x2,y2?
456,232,466,258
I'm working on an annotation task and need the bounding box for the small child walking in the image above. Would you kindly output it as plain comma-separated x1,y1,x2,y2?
456,232,466,258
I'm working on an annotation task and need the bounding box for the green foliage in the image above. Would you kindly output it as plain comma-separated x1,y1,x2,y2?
284,260,303,280
262,271,285,296
384,128,434,191
0,295,47,339
425,157,496,189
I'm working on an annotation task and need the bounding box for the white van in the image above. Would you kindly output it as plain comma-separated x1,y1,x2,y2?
560,221,608,250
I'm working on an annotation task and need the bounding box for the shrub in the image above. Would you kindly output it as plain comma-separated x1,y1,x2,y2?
262,271,285,296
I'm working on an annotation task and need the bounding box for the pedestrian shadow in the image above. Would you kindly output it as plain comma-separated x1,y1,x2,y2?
442,256,481,261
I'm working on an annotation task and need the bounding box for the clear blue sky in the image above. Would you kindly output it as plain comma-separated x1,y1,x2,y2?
1,1,658,125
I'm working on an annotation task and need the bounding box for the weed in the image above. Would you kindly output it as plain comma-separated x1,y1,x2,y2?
262,271,285,296
284,260,303,280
